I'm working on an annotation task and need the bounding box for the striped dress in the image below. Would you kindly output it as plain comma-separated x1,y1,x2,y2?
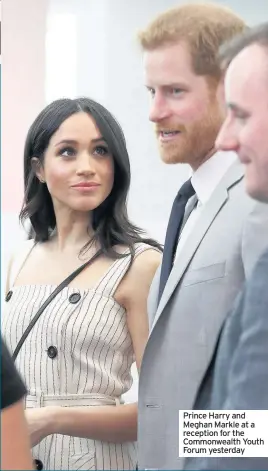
2,241,152,470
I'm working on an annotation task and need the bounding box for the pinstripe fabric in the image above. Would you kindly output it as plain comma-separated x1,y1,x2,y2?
2,243,151,470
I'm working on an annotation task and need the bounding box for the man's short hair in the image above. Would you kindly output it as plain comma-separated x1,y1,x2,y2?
218,22,268,71
138,2,246,82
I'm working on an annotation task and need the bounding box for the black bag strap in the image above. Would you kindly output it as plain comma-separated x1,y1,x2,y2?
12,249,102,361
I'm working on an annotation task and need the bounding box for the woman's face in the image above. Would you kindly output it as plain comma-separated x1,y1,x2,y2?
35,112,114,214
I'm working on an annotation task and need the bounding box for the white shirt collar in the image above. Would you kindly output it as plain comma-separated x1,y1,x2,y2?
191,151,238,205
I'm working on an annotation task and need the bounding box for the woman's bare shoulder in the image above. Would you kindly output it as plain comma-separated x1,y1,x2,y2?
118,245,162,299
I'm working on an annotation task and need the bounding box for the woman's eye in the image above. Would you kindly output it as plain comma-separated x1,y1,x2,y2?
94,146,109,156
59,147,76,157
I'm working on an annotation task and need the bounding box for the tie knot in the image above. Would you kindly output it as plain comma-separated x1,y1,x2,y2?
178,179,195,199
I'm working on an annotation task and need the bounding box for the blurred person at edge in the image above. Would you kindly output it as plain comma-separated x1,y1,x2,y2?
1,337,33,470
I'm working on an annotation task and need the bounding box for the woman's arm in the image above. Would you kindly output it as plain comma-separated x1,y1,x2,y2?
26,249,161,445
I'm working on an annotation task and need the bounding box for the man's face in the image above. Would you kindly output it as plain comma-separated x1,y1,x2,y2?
144,41,224,170
216,44,268,202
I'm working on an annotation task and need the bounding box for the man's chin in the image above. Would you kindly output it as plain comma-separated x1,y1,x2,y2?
247,185,268,204
160,152,188,165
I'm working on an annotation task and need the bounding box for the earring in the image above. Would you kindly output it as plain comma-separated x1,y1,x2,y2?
39,178,45,183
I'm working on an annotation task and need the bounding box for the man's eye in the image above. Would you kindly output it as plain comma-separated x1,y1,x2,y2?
172,88,183,95
236,114,248,122
147,87,155,97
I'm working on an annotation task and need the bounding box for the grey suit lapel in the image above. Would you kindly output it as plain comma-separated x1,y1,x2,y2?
151,160,244,331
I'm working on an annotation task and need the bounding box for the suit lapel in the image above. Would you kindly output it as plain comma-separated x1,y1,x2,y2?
150,161,244,332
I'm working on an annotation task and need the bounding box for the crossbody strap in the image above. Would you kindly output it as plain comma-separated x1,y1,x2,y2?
12,249,102,361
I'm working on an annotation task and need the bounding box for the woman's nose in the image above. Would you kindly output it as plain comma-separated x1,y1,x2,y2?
76,154,96,176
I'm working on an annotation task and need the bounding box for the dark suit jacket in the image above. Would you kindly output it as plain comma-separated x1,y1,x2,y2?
185,248,268,470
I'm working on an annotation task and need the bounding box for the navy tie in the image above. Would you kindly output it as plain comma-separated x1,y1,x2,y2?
158,179,195,303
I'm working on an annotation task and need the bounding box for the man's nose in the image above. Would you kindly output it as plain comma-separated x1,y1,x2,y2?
216,120,239,152
149,94,172,123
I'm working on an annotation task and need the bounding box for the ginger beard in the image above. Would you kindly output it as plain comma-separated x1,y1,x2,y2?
155,95,224,168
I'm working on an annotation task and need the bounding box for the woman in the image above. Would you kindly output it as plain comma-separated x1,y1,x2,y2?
2,97,162,470
1,337,33,470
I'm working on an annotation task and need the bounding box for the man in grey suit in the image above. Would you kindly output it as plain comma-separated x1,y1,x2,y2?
137,4,268,470
185,22,268,471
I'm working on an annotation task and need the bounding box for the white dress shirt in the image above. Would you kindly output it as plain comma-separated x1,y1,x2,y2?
174,151,238,262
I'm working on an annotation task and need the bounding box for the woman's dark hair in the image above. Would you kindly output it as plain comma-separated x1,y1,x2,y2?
20,97,162,258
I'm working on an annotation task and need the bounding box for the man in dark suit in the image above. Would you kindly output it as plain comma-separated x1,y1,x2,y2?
185,22,268,471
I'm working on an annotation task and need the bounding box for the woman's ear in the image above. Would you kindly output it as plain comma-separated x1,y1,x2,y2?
31,157,45,183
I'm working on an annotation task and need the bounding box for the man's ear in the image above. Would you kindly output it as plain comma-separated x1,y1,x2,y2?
31,157,45,183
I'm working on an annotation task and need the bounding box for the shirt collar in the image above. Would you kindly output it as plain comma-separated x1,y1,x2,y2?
191,151,238,206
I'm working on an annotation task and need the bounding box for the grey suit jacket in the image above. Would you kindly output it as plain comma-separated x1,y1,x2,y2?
138,160,268,470
185,247,268,471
